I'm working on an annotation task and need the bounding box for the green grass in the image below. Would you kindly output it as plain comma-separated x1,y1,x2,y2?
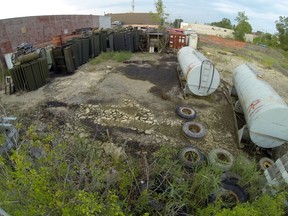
260,56,277,68
90,51,132,65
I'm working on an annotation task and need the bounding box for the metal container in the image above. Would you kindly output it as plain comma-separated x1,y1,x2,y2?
89,36,95,58
133,30,140,51
91,34,101,56
18,51,39,64
233,63,288,148
169,34,186,49
80,38,90,64
100,31,107,52
21,63,37,91
188,33,198,49
114,33,126,51
125,32,134,52
177,46,220,96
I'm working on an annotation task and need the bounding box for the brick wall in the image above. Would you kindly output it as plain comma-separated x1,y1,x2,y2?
0,14,111,67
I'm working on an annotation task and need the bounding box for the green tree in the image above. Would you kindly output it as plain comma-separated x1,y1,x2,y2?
235,11,248,23
276,16,288,50
173,18,183,28
150,0,169,30
234,11,252,41
211,18,233,29
253,32,278,47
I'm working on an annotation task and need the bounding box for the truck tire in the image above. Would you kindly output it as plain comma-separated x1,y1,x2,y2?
182,122,206,139
208,148,234,171
178,146,207,169
176,106,197,120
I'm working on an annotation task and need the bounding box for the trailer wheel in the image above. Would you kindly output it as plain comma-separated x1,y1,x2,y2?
176,106,197,120
259,157,274,171
208,148,234,171
178,146,206,169
182,122,206,139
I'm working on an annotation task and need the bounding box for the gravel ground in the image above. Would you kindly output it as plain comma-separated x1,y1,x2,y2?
1,43,288,160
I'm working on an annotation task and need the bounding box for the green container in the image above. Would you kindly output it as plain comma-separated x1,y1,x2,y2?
69,43,80,68
21,63,37,91
38,58,49,85
81,38,90,63
68,39,82,67
101,31,107,52
52,47,67,73
10,66,25,91
18,52,39,64
64,46,75,73
93,34,101,56
89,36,95,58
30,60,43,88
133,30,140,51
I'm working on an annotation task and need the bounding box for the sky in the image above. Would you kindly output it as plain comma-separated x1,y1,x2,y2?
0,0,287,34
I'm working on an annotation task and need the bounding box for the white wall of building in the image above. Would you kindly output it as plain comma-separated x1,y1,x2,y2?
99,16,111,29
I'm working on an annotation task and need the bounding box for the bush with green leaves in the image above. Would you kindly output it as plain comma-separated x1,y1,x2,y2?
0,126,128,215
197,192,287,216
0,126,287,215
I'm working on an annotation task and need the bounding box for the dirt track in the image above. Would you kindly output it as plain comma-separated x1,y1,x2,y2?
1,41,288,159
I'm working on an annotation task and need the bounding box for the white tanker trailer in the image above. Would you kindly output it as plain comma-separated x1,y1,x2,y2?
232,63,288,149
177,47,220,97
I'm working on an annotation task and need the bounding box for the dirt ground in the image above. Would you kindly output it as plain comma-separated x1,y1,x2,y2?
2,41,288,160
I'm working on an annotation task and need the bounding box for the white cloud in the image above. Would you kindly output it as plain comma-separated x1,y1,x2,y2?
0,0,284,33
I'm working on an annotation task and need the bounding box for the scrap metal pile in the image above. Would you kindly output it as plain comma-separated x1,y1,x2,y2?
8,43,49,93
176,47,288,194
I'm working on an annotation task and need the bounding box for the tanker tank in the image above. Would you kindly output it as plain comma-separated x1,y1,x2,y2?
177,46,220,96
233,63,288,148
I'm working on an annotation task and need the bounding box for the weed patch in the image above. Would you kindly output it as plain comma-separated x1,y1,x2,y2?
90,51,132,65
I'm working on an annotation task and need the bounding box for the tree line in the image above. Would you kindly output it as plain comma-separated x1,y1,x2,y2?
202,11,288,50
153,0,288,50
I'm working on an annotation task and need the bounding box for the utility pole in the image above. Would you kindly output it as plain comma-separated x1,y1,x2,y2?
132,0,135,12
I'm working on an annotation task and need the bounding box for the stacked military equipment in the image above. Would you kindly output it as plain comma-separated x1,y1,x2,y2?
51,29,140,74
9,43,49,92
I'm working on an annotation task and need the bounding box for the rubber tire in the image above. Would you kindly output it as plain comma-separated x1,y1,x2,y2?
208,148,234,171
208,183,249,207
178,146,207,169
221,172,241,185
259,157,274,171
182,122,206,139
176,106,197,120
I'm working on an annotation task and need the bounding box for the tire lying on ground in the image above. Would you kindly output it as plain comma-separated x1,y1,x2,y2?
176,106,197,120
178,146,207,169
208,148,234,171
221,172,241,185
208,182,249,208
182,122,206,139
259,157,274,171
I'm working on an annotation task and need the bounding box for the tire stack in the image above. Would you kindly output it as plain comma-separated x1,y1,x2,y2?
176,105,249,207
176,106,206,139
176,105,207,171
